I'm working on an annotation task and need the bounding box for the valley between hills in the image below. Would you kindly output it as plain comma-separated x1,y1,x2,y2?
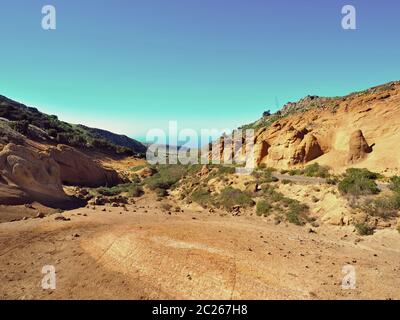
1,81,400,300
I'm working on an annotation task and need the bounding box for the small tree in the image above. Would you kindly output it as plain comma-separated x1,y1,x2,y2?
263,110,271,117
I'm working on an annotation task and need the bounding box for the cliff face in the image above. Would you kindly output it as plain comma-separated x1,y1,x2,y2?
217,81,400,174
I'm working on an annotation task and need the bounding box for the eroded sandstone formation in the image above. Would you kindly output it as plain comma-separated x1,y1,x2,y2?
212,81,399,172
0,143,69,206
250,126,326,168
48,145,122,188
291,133,324,165
347,130,373,164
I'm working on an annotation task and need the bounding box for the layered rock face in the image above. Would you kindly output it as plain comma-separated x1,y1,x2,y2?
254,126,325,168
0,143,69,206
48,145,122,188
214,81,400,173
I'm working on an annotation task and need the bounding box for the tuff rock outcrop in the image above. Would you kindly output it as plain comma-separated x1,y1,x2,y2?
211,81,399,173
48,145,122,188
0,143,70,206
347,130,373,164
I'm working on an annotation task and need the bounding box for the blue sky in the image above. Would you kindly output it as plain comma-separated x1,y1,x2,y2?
0,0,399,142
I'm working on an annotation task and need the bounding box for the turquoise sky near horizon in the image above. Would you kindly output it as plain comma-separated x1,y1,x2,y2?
0,0,399,143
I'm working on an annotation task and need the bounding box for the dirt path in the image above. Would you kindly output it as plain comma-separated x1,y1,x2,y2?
0,195,399,300
272,173,327,184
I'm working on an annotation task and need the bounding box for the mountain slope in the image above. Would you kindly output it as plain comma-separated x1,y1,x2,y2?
77,125,146,153
0,95,146,155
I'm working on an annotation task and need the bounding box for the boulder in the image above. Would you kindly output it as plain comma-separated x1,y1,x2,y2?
48,145,122,187
347,130,372,164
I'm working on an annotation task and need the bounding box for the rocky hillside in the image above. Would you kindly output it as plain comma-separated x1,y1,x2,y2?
217,81,400,175
0,95,136,208
0,95,146,156
77,125,146,153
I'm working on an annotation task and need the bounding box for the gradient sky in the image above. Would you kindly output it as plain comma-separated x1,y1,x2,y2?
0,0,399,142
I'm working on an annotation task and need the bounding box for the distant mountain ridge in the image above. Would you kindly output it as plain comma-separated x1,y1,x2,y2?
77,125,147,153
0,94,146,155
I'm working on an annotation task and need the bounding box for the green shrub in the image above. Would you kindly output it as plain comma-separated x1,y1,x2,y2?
289,169,302,176
390,176,400,193
217,166,236,175
338,168,380,196
256,200,272,216
97,183,144,198
259,184,309,224
303,163,330,178
253,170,278,183
282,179,291,185
346,168,381,180
97,187,121,197
190,188,215,208
287,201,309,225
355,223,374,236
216,187,255,210
363,194,400,219
286,210,302,225
128,185,144,197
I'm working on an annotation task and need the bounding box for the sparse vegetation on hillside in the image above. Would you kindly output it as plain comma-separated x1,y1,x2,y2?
303,163,330,178
0,95,145,155
189,188,215,208
362,195,400,219
143,164,202,193
96,183,144,198
358,175,400,220
240,114,282,131
258,184,309,225
246,82,397,133
216,187,255,211
182,163,311,224
256,200,272,216
389,176,400,193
